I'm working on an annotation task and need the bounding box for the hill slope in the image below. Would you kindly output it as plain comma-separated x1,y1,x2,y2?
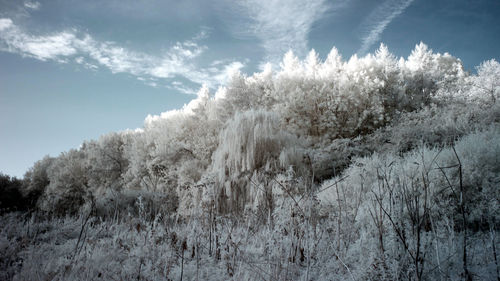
1,43,500,280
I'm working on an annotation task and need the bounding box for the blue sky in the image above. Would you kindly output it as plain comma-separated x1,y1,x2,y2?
1,0,499,177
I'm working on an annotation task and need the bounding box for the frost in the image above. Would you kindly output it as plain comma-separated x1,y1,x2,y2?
3,42,500,280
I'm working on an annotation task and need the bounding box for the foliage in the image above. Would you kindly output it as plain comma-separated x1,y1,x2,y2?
0,174,27,213
2,42,499,280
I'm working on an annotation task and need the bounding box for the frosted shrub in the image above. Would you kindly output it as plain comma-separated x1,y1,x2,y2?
318,127,500,280
367,100,500,156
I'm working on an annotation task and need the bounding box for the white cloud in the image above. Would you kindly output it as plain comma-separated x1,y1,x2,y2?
213,61,245,84
146,81,158,88
169,83,198,95
24,32,77,60
24,1,41,10
0,18,13,31
229,0,344,65
0,18,243,93
75,56,98,70
358,0,415,55
0,21,77,60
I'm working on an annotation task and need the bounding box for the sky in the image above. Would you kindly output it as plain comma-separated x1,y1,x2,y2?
1,0,499,178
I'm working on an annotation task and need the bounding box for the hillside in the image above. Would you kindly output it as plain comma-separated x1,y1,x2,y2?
1,43,499,280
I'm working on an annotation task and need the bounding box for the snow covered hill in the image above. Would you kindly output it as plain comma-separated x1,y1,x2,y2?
1,43,499,280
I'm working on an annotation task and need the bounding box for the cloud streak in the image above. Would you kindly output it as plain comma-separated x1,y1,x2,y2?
0,18,243,94
358,0,415,55
24,1,41,10
229,0,343,65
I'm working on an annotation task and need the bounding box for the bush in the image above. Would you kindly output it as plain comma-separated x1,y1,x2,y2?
0,174,30,213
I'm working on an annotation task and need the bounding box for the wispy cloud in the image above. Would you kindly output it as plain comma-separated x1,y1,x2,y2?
358,0,415,55
0,18,243,94
228,0,344,65
24,1,41,10
0,23,78,61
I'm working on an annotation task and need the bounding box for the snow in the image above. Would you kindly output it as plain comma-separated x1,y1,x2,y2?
2,42,500,280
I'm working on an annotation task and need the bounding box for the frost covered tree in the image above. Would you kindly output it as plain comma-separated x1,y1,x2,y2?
84,132,128,193
403,42,465,109
470,59,500,103
22,155,54,205
212,110,303,213
122,130,160,191
40,149,89,215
